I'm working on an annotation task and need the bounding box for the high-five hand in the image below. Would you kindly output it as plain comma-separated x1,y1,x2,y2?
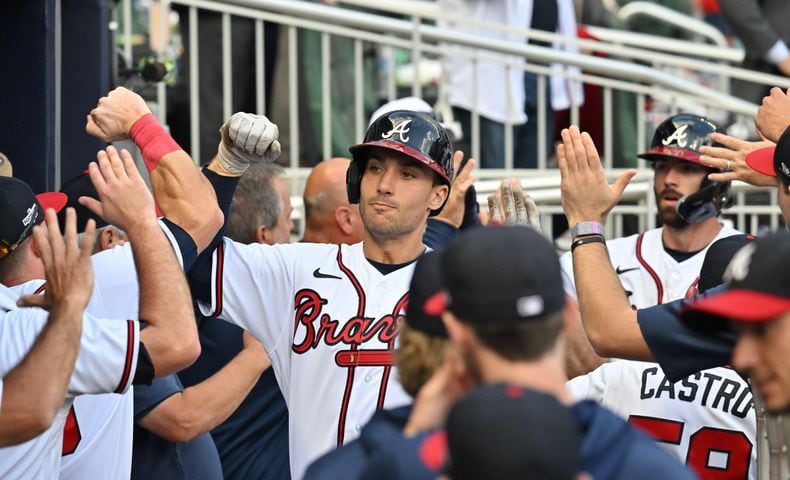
80,146,158,232
17,208,96,312
557,126,636,227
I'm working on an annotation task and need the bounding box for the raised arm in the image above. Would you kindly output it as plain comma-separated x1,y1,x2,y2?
81,147,200,376
86,87,223,253
557,126,653,360
189,114,281,303
0,209,95,446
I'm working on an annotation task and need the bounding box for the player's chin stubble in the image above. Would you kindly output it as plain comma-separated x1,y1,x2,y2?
360,203,422,241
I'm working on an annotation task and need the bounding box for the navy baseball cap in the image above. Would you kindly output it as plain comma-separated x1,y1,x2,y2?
0,177,67,261
446,383,580,480
683,230,790,324
696,234,755,294
405,251,447,338
436,227,565,325
57,170,108,233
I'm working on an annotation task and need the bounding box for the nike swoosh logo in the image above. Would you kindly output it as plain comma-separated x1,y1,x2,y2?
313,268,342,280
616,266,640,275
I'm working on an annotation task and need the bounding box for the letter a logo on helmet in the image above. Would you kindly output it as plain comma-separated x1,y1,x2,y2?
661,124,689,148
381,119,412,143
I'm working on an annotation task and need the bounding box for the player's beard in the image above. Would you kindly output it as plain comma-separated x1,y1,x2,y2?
658,203,689,228
655,189,690,229
360,198,425,241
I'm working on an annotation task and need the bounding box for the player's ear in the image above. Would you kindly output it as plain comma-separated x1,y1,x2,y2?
442,311,470,347
28,235,41,259
256,225,270,245
428,184,449,212
334,206,355,236
98,227,116,251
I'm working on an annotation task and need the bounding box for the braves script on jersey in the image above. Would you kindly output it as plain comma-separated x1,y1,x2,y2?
200,240,413,479
0,283,139,480
561,225,757,479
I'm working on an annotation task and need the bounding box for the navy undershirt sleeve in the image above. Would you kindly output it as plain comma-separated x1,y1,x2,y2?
158,218,197,271
423,219,458,250
188,167,241,303
637,285,736,382
132,341,155,386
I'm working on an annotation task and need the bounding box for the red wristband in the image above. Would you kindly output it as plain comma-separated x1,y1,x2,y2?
128,113,182,172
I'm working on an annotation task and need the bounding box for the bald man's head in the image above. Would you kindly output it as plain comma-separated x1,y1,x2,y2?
303,157,350,201
303,157,364,244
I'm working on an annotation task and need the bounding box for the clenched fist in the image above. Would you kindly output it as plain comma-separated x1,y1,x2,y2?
217,112,281,174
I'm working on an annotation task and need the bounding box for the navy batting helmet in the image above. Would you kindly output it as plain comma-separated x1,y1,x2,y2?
638,113,732,224
347,110,454,216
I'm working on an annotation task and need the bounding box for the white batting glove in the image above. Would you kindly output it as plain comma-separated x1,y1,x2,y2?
217,112,281,173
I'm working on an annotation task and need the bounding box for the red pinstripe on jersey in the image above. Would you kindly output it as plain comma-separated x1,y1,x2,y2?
211,242,225,317
33,282,47,295
377,292,408,410
636,233,664,304
114,320,136,393
335,245,365,446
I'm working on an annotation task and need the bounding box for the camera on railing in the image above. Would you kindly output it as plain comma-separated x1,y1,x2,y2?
116,52,176,90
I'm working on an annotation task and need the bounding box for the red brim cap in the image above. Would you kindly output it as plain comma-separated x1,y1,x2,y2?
349,140,451,183
685,289,790,323
637,147,704,166
36,192,68,214
423,290,448,317
745,146,777,177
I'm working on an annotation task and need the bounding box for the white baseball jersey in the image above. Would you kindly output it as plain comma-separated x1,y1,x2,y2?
0,283,139,480
200,239,413,479
561,225,756,479
59,222,185,480
560,225,740,306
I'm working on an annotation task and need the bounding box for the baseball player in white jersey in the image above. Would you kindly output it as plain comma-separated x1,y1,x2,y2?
0,280,139,479
53,87,226,480
191,109,454,478
561,114,755,479
58,226,187,480
0,137,203,478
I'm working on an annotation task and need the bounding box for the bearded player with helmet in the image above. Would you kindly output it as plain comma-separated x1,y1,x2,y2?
561,114,756,479
187,110,453,479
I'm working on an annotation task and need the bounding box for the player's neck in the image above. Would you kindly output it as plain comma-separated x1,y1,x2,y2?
477,349,574,405
0,248,44,287
662,218,722,252
362,229,425,264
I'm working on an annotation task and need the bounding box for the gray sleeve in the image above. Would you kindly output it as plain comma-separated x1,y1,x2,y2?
718,0,783,58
